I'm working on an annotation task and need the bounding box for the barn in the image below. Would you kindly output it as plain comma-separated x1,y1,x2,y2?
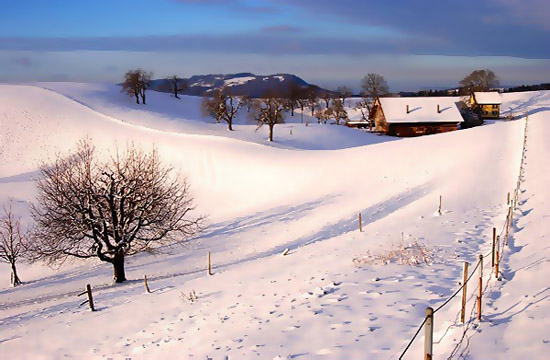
469,92,502,119
370,97,464,137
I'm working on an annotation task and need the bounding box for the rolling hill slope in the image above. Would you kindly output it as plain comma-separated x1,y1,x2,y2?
0,84,548,359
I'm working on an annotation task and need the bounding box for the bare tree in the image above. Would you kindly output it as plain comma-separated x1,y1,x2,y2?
320,89,332,109
359,74,389,129
314,108,331,124
459,69,500,95
306,85,319,116
201,87,247,131
139,70,152,105
285,82,303,117
121,69,152,105
201,91,225,124
336,86,353,107
354,99,373,130
296,95,308,123
250,91,286,142
361,73,389,101
330,99,349,125
121,70,141,104
167,75,187,99
30,141,204,283
0,206,25,286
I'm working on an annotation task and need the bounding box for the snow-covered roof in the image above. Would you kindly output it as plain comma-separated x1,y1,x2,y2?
378,97,463,123
473,92,502,105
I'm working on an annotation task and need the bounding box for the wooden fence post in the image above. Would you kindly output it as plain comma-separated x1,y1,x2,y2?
425,307,434,360
207,251,213,276
495,250,499,278
506,208,511,245
358,213,363,232
86,284,95,312
144,275,151,293
461,261,469,324
491,228,496,268
477,255,483,321
495,236,500,278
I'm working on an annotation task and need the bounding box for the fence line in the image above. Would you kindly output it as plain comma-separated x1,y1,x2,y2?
397,112,529,359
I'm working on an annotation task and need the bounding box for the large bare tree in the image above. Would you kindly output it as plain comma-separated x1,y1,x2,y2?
121,69,152,105
30,141,204,283
459,69,500,95
0,206,25,286
361,73,389,100
251,91,286,142
201,87,247,131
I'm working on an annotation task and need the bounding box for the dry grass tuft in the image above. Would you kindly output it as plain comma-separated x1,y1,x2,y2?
353,242,434,267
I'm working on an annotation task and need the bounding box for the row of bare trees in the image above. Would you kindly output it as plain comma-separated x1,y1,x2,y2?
119,68,391,139
200,88,287,141
197,73,390,140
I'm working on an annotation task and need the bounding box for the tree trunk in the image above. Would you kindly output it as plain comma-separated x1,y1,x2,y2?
112,251,127,283
174,85,179,99
227,118,233,131
141,89,146,105
268,124,274,142
134,93,140,104
10,262,21,286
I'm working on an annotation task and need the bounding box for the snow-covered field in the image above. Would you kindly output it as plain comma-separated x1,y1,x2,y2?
0,84,549,359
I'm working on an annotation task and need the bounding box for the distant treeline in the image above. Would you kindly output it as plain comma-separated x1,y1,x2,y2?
398,89,457,97
502,83,550,93
399,82,550,97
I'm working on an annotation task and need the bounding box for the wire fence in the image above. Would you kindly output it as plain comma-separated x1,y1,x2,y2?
397,112,530,360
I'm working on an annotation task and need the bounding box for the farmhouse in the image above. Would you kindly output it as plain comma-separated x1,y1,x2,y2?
370,97,464,137
470,92,502,119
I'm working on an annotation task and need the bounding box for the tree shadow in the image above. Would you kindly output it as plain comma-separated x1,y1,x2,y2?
485,294,549,325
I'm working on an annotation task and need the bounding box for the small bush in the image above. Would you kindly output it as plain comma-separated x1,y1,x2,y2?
353,241,434,267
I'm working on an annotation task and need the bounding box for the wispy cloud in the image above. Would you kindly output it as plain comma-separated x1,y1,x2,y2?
273,0,550,58
261,25,301,33
0,30,547,58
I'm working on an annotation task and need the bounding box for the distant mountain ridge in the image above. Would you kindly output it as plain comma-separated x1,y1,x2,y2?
149,73,324,98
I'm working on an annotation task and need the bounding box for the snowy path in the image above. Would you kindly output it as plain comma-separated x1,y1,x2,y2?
465,111,550,358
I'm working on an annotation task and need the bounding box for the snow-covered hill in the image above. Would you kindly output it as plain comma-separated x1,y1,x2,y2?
149,73,320,98
0,84,549,359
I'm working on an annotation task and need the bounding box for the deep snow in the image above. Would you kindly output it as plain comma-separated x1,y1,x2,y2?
0,84,549,359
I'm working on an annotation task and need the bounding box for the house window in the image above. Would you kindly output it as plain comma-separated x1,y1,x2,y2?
483,111,488,115
493,105,499,109
492,111,498,116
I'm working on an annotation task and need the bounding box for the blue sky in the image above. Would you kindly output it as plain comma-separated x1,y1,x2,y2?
1,0,549,91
